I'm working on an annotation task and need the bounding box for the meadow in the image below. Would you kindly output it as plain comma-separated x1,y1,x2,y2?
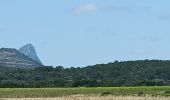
1,96,170,100
1,86,170,98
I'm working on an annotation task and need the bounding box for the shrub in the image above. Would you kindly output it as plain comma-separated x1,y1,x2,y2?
165,91,170,94
100,92,112,96
137,91,144,96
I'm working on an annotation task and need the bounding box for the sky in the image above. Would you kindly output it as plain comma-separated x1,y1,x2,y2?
0,0,170,67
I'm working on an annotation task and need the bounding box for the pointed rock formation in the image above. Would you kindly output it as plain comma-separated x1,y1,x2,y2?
19,44,42,64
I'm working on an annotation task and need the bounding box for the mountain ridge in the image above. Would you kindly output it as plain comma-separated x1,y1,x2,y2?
0,47,43,68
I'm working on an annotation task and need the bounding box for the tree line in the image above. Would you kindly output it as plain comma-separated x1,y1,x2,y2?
0,60,170,88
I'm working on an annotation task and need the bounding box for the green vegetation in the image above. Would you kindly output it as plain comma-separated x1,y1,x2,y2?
1,86,170,98
1,60,170,87
1,60,170,98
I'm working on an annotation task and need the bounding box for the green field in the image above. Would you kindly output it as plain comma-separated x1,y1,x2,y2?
1,86,170,98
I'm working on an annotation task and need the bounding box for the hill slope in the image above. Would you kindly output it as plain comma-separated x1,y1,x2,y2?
0,48,43,68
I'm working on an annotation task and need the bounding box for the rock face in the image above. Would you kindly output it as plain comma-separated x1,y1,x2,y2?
0,48,43,68
19,44,42,64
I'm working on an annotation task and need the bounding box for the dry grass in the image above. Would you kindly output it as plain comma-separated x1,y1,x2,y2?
1,96,170,100
2,87,170,98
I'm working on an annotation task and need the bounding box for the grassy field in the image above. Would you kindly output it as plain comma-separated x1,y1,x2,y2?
1,86,170,98
1,96,170,100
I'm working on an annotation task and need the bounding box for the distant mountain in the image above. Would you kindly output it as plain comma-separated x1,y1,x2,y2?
0,48,43,68
19,44,42,64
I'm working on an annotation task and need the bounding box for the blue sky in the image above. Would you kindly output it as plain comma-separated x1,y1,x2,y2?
0,0,170,67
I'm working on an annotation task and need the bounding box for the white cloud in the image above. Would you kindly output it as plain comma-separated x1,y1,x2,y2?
73,4,149,14
74,4,98,13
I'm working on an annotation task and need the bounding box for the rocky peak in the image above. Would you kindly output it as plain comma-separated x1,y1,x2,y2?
19,44,42,64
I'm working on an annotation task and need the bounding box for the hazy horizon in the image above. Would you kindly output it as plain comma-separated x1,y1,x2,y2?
1,0,170,67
